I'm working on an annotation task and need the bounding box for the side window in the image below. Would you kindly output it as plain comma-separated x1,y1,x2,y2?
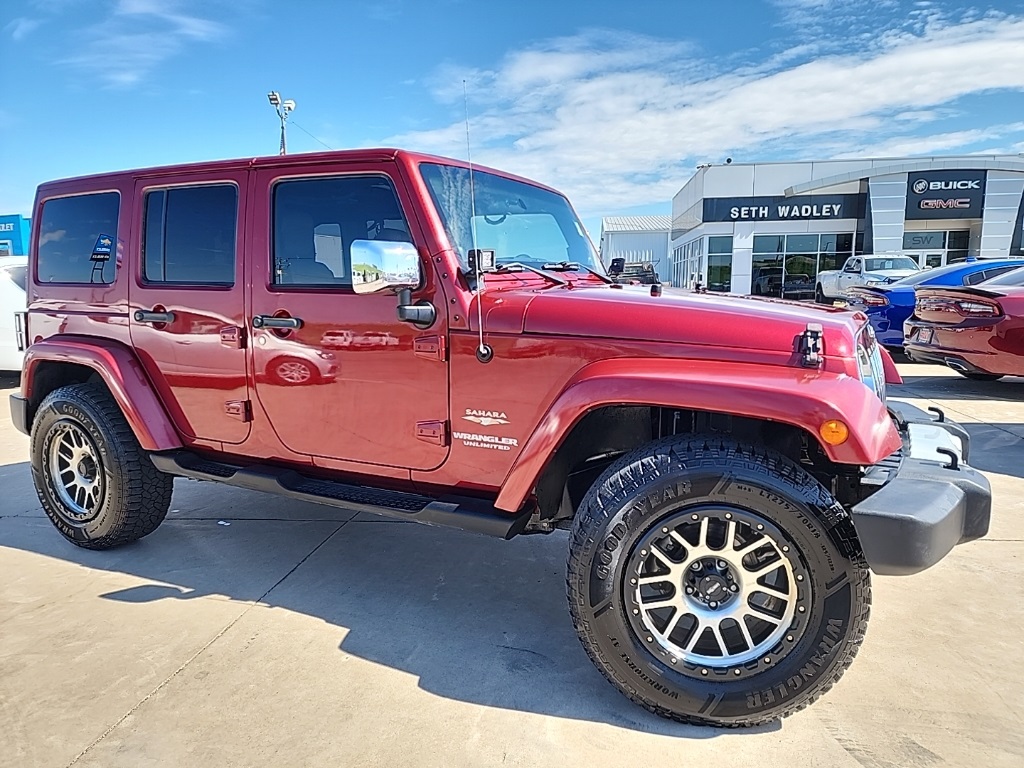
37,192,120,284
143,184,237,285
844,259,861,273
966,265,1017,285
273,175,411,288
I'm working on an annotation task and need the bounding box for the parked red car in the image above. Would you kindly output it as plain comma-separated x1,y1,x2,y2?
904,266,1024,380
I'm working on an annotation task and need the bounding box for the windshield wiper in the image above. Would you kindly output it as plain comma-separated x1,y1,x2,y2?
492,262,568,286
541,261,613,284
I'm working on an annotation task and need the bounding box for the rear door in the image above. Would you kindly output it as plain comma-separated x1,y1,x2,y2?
129,172,251,444
247,164,450,471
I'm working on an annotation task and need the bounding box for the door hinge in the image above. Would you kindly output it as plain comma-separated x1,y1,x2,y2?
413,334,447,362
220,325,246,349
416,420,449,446
225,400,252,422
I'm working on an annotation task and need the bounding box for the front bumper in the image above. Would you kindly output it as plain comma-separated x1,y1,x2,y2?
9,393,28,436
851,401,991,576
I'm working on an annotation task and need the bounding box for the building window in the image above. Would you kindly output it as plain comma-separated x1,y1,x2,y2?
707,236,732,292
143,185,237,285
752,233,855,299
37,192,120,284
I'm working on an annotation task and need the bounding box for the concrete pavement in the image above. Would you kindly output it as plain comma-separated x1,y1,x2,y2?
1,366,1022,767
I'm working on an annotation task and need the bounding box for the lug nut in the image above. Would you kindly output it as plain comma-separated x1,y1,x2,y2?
701,668,708,676
786,635,794,642
782,546,790,553
691,562,701,571
730,584,739,593
717,560,728,569
671,658,678,664
633,609,640,615
691,514,699,521
725,513,733,520
646,636,653,642
734,669,741,676
685,586,694,595
798,606,806,613
796,575,804,582
662,527,669,533
756,524,764,530
709,601,718,609
630,578,637,585
764,657,771,664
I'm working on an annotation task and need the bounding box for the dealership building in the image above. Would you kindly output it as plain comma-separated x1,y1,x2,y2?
669,153,1024,295
0,214,31,258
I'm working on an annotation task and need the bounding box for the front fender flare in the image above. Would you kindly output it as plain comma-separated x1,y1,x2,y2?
22,337,182,452
494,357,900,512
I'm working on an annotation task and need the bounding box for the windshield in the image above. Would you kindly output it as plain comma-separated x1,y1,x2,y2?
981,265,1024,287
1,265,27,292
419,163,602,273
865,257,919,272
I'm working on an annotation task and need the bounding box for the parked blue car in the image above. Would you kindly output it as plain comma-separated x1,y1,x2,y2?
845,258,1024,351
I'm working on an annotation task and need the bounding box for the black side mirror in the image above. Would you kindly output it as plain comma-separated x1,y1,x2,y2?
609,257,625,276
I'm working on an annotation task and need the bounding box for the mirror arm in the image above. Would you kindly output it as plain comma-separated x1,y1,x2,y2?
396,288,436,328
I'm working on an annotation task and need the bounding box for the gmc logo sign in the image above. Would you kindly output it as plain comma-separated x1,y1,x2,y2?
920,198,972,210
912,179,981,194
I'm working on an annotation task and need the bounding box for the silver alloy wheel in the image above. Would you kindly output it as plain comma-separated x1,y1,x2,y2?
48,423,104,521
276,360,312,384
626,508,804,669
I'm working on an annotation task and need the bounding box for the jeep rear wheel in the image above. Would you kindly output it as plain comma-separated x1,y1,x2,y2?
30,383,173,549
566,436,870,726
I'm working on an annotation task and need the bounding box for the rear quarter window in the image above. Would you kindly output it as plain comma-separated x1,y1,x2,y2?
37,192,120,284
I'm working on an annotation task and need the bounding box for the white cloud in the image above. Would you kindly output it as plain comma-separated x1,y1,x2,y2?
60,0,227,87
5,17,41,41
387,13,1024,215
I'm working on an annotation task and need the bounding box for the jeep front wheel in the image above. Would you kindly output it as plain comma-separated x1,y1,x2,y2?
30,383,174,549
566,436,870,726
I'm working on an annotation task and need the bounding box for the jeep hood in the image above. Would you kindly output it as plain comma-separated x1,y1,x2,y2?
517,285,861,357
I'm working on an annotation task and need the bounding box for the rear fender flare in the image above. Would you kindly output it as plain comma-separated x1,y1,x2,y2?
22,337,182,451
494,357,900,512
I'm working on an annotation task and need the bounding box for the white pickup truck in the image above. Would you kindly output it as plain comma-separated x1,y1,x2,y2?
815,254,920,303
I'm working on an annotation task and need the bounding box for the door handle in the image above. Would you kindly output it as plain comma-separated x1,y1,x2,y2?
134,310,176,324
252,315,302,329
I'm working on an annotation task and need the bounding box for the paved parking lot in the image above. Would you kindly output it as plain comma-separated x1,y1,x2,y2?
1,365,1022,768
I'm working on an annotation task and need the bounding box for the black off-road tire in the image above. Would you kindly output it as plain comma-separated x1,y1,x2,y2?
30,383,173,550
815,285,832,305
566,435,871,727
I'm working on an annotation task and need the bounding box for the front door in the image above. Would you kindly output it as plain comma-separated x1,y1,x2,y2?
129,173,251,444
247,166,450,471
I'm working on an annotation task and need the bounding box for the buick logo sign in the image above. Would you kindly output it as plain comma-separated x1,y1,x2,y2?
912,178,981,194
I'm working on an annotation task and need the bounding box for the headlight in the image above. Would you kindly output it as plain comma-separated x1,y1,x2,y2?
856,326,886,403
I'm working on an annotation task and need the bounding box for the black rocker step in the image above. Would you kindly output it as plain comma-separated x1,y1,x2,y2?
149,450,530,539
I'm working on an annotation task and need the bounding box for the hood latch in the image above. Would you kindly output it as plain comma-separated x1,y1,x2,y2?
799,323,824,368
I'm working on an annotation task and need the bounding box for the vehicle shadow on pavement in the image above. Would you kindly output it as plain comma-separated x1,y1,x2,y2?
0,477,779,738
958,423,1024,480
894,375,1024,403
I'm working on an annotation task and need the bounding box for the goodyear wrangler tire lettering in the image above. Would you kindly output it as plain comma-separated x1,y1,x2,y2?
566,435,871,727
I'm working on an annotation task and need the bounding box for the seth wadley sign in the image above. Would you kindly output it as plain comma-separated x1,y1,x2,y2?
702,194,866,223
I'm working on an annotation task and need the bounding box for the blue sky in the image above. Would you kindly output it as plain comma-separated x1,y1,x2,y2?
3,0,1024,238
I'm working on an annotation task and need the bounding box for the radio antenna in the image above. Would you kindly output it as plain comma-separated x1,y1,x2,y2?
465,79,492,363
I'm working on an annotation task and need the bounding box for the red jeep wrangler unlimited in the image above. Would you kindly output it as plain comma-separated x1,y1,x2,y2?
10,150,991,726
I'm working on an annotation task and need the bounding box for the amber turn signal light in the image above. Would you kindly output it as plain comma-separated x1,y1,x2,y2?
819,419,850,446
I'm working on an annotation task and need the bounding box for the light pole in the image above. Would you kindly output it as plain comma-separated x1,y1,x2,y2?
267,91,296,155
